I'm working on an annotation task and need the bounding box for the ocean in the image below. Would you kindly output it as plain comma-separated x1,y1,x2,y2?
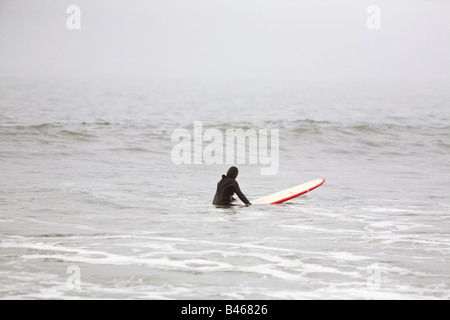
0,76,449,299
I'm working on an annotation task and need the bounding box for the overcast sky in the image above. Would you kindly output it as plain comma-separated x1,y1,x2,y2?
0,0,449,84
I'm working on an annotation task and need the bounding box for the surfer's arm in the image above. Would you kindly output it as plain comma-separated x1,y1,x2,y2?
233,182,251,205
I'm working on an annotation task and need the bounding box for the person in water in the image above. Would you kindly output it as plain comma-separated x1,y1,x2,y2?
213,166,252,206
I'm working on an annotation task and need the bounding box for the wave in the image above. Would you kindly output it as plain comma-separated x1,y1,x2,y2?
1,119,448,157
1,118,447,135
0,121,161,141
182,119,449,137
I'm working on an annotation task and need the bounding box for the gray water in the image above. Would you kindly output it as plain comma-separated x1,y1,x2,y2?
0,77,449,299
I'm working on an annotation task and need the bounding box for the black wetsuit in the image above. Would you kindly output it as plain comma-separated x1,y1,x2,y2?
213,167,251,206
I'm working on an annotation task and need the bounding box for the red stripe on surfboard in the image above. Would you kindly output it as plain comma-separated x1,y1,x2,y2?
270,178,326,204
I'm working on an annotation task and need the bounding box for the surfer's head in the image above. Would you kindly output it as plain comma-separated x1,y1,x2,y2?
226,166,239,179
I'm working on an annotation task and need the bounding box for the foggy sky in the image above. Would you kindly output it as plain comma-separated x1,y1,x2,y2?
0,0,449,84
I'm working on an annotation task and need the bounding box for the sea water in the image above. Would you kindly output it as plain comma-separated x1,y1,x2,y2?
0,77,449,299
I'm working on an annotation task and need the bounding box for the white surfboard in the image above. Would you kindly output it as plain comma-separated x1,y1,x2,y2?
235,178,326,205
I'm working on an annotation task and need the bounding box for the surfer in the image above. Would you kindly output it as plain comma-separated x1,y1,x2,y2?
213,166,252,206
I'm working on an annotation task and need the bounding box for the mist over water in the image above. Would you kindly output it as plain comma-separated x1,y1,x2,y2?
1,0,449,299
1,0,450,82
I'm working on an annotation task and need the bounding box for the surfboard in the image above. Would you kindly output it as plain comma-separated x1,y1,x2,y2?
234,178,326,205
